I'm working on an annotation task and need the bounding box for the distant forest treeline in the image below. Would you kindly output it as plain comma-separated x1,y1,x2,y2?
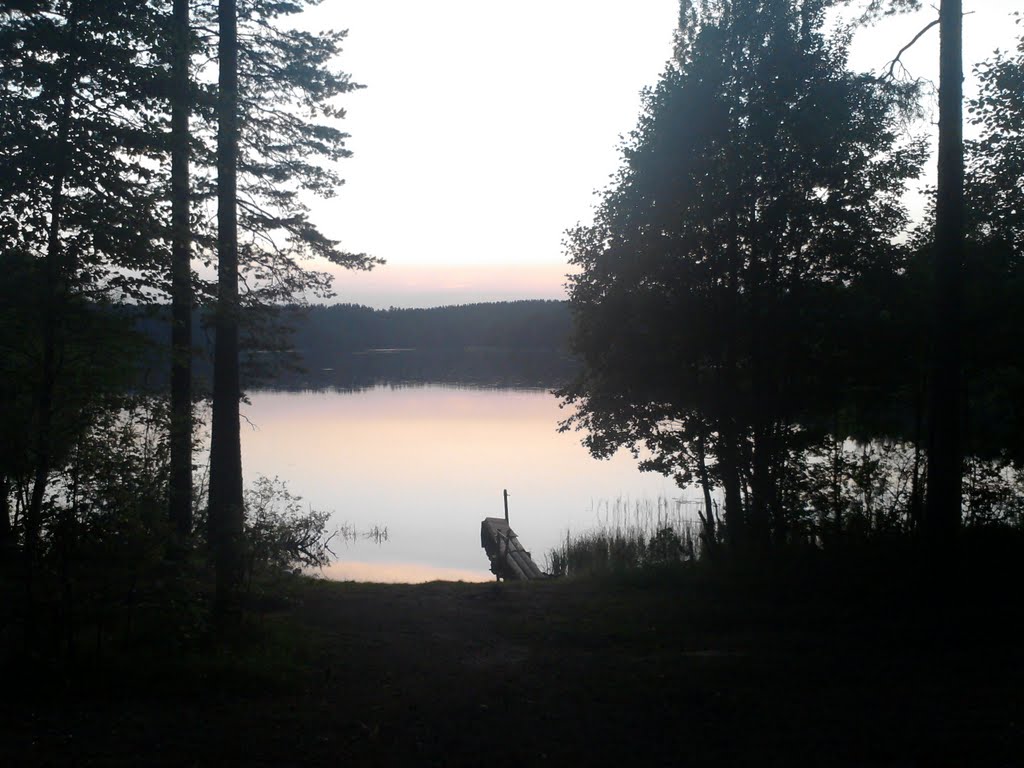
290,300,571,353
131,299,574,388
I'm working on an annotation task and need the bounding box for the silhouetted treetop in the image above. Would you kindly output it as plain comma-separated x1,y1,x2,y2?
561,0,927,547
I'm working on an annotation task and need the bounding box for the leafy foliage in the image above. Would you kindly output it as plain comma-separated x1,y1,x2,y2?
242,475,334,582
0,257,144,490
560,0,926,545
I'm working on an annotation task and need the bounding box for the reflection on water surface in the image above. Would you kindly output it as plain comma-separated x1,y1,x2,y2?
241,384,684,582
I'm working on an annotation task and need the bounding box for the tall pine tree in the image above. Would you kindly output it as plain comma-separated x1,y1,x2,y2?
201,0,376,619
923,0,965,542
0,0,168,576
209,0,244,620
168,0,194,543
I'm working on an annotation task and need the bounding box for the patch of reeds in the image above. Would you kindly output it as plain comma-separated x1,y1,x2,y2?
545,496,707,577
333,522,389,546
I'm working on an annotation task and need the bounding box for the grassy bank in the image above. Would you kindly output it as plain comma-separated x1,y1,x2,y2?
3,546,1022,766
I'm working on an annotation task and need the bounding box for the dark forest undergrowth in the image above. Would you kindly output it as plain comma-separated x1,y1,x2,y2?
3,538,1022,767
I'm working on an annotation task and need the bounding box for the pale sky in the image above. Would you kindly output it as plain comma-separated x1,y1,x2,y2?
293,0,1024,308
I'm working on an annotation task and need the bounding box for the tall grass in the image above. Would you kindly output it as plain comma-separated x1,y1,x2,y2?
545,496,708,577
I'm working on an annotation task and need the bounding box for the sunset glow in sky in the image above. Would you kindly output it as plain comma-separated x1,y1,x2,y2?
295,0,1024,307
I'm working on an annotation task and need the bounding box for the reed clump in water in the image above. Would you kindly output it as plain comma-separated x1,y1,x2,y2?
545,496,706,577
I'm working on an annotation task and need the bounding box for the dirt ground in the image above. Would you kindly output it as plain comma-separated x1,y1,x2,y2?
4,569,1023,766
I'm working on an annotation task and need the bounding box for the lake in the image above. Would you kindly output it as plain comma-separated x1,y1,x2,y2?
240,382,693,582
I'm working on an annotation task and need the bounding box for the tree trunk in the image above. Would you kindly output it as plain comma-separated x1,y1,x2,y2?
770,423,788,543
909,374,925,531
169,0,194,542
695,433,717,552
719,428,744,547
719,206,745,548
830,415,843,536
750,425,773,547
209,0,244,625
747,279,773,547
924,0,964,542
26,3,82,581
0,475,11,553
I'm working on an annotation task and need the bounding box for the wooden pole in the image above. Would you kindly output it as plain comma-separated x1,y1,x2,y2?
503,489,509,524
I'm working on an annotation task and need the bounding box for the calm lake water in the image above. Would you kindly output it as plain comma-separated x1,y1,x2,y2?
240,383,690,582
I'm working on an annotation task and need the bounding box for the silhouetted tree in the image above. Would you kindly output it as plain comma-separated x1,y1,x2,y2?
923,0,965,542
0,0,167,579
168,0,194,542
201,0,375,621
0,255,144,578
209,0,244,622
961,27,1024,468
847,0,968,538
560,0,924,547
185,0,378,305
967,29,1024,256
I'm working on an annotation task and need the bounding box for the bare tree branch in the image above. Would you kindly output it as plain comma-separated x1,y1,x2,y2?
881,17,940,82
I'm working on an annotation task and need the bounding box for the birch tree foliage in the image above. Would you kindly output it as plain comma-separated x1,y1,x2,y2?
560,0,925,540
